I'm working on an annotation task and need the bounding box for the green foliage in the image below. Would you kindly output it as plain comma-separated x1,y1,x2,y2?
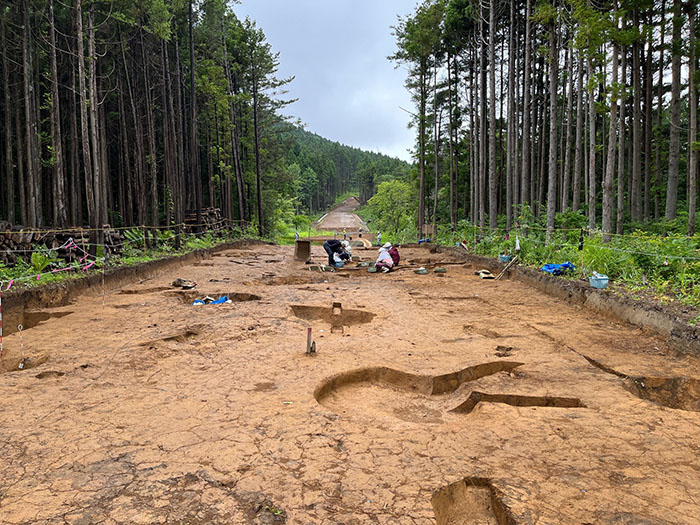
30,248,59,273
362,180,416,241
442,221,700,309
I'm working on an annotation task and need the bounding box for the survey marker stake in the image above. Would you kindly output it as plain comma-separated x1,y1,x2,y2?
306,327,317,355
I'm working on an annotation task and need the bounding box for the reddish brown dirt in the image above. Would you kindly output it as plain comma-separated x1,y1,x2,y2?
0,244,699,524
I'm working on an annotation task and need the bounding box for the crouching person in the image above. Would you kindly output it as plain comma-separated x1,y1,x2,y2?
323,239,351,267
375,242,395,273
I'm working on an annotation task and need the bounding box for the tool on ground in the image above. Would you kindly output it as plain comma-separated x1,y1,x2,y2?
496,255,519,280
475,269,495,279
306,327,317,355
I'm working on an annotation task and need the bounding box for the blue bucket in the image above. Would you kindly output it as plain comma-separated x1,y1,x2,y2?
589,275,609,289
498,255,512,263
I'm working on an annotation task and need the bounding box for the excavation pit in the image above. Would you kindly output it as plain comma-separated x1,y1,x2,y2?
35,370,65,379
260,276,328,286
2,355,49,374
314,362,524,422
2,310,73,337
290,304,375,328
450,391,585,414
432,477,516,525
118,287,171,295
625,376,700,412
167,291,262,304
584,355,700,412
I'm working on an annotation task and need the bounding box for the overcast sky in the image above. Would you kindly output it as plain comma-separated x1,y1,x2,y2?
233,0,417,162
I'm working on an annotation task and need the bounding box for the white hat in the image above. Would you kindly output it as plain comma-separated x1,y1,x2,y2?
342,240,351,249
382,242,392,249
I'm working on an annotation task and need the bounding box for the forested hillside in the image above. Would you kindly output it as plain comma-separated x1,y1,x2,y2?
0,0,406,239
281,126,410,213
393,0,699,238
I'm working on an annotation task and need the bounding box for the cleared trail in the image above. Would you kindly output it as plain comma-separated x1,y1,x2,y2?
314,196,368,233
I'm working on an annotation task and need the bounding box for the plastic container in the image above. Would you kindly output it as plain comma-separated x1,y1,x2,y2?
589,272,609,289
499,254,512,263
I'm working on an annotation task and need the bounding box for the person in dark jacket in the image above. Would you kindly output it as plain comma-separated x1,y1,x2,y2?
323,239,350,267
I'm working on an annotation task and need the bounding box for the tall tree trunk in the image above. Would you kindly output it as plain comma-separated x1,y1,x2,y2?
221,17,247,224
432,64,441,237
161,41,174,229
189,0,202,229
665,0,682,220
688,3,697,235
573,55,584,211
546,19,558,238
643,28,653,220
655,0,667,224
69,54,81,226
506,1,515,229
76,0,96,232
469,52,477,223
174,41,186,238
562,41,574,212
15,96,27,226
479,7,487,229
452,56,461,221
1,15,14,223
603,40,619,242
418,61,427,238
587,55,597,231
631,10,643,221
447,54,455,228
48,0,67,227
617,43,627,234
488,0,497,230
22,0,40,227
251,62,264,236
521,0,532,207
87,3,104,242
140,30,159,229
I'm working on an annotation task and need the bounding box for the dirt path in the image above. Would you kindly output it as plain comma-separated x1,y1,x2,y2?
314,196,368,233
0,245,698,524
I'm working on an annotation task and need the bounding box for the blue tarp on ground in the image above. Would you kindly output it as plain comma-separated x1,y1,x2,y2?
541,262,576,275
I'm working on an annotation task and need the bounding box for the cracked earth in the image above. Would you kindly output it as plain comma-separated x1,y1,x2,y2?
1,243,699,524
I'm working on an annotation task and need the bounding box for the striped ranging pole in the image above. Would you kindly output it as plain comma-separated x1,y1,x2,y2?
102,264,105,309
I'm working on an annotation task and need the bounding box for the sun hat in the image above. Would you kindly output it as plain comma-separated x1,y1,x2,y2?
382,242,392,249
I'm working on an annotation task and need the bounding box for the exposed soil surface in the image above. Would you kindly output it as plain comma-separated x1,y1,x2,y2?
1,243,699,524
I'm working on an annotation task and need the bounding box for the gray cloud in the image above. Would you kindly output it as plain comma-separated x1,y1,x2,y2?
234,0,417,161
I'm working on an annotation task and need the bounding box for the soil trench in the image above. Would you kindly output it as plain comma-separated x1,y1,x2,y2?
432,478,516,525
0,243,698,524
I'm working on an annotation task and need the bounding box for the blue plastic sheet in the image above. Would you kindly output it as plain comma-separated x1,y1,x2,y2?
191,296,228,306
540,262,576,275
